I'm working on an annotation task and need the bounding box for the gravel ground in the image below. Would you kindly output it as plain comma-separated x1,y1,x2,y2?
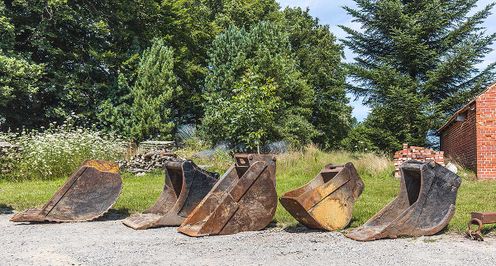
1,213,495,266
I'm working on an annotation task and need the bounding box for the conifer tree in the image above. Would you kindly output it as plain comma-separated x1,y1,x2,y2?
341,0,496,151
202,22,316,149
101,39,179,142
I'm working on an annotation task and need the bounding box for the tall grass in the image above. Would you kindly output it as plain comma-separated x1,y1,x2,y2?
1,124,126,181
275,145,395,226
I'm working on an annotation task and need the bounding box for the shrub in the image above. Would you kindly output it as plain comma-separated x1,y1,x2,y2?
1,123,125,181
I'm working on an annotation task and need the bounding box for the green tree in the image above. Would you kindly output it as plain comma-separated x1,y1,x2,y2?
2,0,215,129
202,22,316,149
0,1,44,129
100,39,179,142
2,0,123,126
341,0,496,151
202,72,280,150
1,0,290,132
210,0,280,29
281,7,353,149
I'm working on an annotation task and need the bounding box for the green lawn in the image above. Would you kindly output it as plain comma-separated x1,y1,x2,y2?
1,148,496,234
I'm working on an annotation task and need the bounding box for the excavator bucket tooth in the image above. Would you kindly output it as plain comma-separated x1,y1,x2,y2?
178,154,277,237
280,162,364,231
346,161,461,241
10,160,122,223
122,160,219,229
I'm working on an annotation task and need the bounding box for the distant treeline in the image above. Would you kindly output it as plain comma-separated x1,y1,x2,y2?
1,0,495,152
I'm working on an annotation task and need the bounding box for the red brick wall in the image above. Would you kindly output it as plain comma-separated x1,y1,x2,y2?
440,102,477,171
476,84,496,179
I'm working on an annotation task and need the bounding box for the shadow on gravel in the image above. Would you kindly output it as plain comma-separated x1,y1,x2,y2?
0,204,13,214
10,208,131,225
283,224,323,234
95,208,130,221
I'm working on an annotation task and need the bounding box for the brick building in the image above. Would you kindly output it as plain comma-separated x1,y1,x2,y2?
437,83,496,179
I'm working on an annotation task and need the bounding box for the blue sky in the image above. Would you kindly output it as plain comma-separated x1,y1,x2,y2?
277,0,496,121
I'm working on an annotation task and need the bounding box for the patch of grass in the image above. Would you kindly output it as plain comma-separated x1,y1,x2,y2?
113,172,164,213
274,146,397,228
0,172,164,213
1,146,496,235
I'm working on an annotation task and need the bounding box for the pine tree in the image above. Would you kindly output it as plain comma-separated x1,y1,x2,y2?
341,0,496,151
101,39,179,142
202,22,316,149
130,39,180,141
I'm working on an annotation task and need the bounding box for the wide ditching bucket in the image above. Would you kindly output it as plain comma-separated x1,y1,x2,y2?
346,161,461,241
280,163,364,231
11,160,122,223
178,154,277,237
122,160,219,229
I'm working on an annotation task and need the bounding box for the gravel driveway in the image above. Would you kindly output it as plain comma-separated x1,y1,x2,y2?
1,213,495,265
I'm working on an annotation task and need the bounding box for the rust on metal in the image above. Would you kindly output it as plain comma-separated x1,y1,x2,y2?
346,161,461,241
122,160,219,229
10,160,122,223
466,212,496,241
280,163,364,231
178,154,277,237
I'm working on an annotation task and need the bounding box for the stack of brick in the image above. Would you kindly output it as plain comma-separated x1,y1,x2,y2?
393,144,445,177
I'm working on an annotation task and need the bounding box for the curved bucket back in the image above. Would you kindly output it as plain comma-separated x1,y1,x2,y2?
280,162,364,231
178,154,277,237
11,160,122,223
346,161,461,241
122,160,218,229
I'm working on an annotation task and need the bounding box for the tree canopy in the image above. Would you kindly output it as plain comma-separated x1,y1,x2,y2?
2,0,494,152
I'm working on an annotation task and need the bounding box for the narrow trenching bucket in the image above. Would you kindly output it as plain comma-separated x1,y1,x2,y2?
280,163,364,231
346,161,461,241
10,160,122,223
122,160,219,230
178,154,277,237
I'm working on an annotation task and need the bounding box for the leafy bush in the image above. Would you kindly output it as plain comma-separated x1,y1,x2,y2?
1,123,125,181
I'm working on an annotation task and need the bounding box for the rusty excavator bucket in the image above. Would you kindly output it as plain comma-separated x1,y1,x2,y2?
122,160,219,229
178,154,277,237
280,163,364,231
11,160,122,223
346,161,461,241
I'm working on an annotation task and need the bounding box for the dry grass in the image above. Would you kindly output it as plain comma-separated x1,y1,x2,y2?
275,145,396,227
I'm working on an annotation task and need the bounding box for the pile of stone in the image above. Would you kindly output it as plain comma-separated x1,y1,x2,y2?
119,150,178,174
137,141,175,154
393,143,445,178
